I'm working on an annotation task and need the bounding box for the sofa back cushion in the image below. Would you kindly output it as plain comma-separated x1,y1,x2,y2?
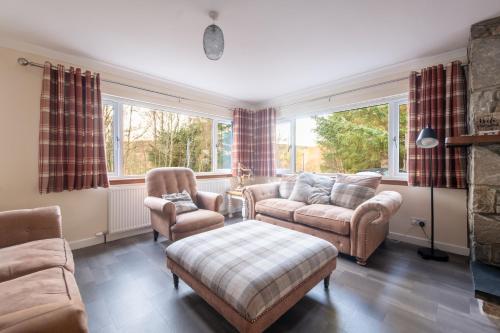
330,173,382,209
279,174,297,199
289,173,335,204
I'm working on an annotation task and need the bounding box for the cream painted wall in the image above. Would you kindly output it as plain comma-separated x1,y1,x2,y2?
0,46,241,243
0,45,469,254
379,185,468,254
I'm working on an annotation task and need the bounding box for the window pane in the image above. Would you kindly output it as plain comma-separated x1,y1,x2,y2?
399,104,408,173
217,122,232,170
103,103,114,173
122,104,212,175
276,122,291,170
296,104,389,175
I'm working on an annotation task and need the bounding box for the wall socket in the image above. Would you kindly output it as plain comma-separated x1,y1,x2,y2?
410,217,426,227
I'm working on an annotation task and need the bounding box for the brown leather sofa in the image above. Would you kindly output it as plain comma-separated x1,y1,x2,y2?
144,167,225,241
0,206,87,332
244,182,402,265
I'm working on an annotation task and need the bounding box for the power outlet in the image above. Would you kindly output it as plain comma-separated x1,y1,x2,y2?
410,217,426,227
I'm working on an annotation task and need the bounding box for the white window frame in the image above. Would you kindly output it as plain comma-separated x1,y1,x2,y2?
279,94,408,179
213,119,233,173
275,119,294,175
103,95,232,178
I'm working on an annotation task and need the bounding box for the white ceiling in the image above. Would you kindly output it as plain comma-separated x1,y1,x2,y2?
1,0,499,103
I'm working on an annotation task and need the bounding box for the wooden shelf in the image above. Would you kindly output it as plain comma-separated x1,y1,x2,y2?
445,134,500,147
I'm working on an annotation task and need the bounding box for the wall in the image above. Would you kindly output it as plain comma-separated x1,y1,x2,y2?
0,43,470,254
265,48,470,255
0,45,245,244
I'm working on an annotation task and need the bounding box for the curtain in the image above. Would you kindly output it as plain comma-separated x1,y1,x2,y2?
231,108,276,177
39,62,109,193
408,61,467,188
252,108,276,176
232,108,254,176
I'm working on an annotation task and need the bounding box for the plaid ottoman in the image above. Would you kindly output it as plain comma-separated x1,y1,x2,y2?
166,220,338,333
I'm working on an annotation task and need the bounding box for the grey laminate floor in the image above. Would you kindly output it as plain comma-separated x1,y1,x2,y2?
73,217,500,333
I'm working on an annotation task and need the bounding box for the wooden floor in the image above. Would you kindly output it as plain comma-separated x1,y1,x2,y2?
73,217,500,333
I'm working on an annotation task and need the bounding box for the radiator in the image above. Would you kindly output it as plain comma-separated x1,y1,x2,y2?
108,178,232,234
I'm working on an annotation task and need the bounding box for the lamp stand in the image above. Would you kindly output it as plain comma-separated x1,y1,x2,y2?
417,149,449,262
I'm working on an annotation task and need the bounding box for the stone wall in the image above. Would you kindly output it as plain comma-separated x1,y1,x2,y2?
468,16,500,267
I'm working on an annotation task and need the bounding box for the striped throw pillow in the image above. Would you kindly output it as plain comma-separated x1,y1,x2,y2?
162,190,198,214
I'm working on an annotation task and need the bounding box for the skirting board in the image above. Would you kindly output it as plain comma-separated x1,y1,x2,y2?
69,227,152,250
388,232,470,256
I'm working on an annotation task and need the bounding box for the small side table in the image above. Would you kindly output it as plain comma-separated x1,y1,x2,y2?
226,190,247,220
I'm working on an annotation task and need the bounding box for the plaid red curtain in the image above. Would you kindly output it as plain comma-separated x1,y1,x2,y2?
39,62,109,193
253,108,276,176
408,61,467,188
232,108,254,176
231,108,276,177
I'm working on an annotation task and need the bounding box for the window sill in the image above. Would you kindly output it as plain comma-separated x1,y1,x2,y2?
109,172,232,186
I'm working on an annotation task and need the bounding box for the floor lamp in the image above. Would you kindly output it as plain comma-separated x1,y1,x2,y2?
416,127,449,262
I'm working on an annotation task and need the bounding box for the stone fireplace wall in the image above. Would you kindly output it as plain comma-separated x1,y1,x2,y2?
468,16,500,267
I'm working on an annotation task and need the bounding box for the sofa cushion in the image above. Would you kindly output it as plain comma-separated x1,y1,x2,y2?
0,267,87,332
330,173,382,209
0,238,74,283
294,204,353,235
255,198,306,221
289,173,335,204
279,174,297,199
172,209,224,234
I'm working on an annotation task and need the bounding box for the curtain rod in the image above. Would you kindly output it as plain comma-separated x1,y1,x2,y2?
16,57,235,111
272,63,468,110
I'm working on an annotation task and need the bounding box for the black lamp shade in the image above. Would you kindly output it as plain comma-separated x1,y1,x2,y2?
416,127,438,148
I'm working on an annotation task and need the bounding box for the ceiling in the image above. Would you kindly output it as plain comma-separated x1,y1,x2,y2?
1,0,499,103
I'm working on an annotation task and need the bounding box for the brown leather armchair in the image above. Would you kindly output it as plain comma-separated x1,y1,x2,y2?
144,167,225,241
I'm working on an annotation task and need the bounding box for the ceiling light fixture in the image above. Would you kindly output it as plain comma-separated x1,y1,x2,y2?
203,11,224,61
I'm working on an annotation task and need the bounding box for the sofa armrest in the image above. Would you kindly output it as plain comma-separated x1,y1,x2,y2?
197,191,223,212
0,206,63,248
144,196,176,225
350,191,403,262
243,182,280,219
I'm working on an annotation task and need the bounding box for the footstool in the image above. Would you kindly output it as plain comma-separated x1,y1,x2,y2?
166,220,338,333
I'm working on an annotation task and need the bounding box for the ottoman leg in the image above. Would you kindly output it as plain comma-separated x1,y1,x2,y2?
173,273,179,289
324,275,330,290
153,230,159,242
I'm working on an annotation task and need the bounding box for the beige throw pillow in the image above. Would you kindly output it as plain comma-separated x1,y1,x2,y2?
330,173,382,209
289,173,335,204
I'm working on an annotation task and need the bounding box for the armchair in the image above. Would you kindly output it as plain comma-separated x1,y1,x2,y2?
144,167,225,241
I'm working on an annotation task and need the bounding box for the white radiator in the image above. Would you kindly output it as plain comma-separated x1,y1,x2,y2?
108,178,232,234
108,185,150,234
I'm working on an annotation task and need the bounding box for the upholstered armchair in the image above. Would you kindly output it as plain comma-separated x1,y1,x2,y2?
144,167,225,241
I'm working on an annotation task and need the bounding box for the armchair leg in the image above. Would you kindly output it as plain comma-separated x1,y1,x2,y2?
173,273,179,289
153,230,159,242
356,257,367,266
324,275,331,289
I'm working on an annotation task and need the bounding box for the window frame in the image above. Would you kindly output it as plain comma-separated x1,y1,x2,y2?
278,94,408,179
275,119,294,175
103,95,232,178
213,119,233,173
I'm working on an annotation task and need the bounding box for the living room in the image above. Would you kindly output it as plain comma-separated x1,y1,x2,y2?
0,1,499,332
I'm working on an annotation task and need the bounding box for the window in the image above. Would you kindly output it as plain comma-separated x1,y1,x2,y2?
104,97,231,177
398,103,408,174
276,121,292,172
103,102,115,174
216,122,233,171
286,96,408,179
